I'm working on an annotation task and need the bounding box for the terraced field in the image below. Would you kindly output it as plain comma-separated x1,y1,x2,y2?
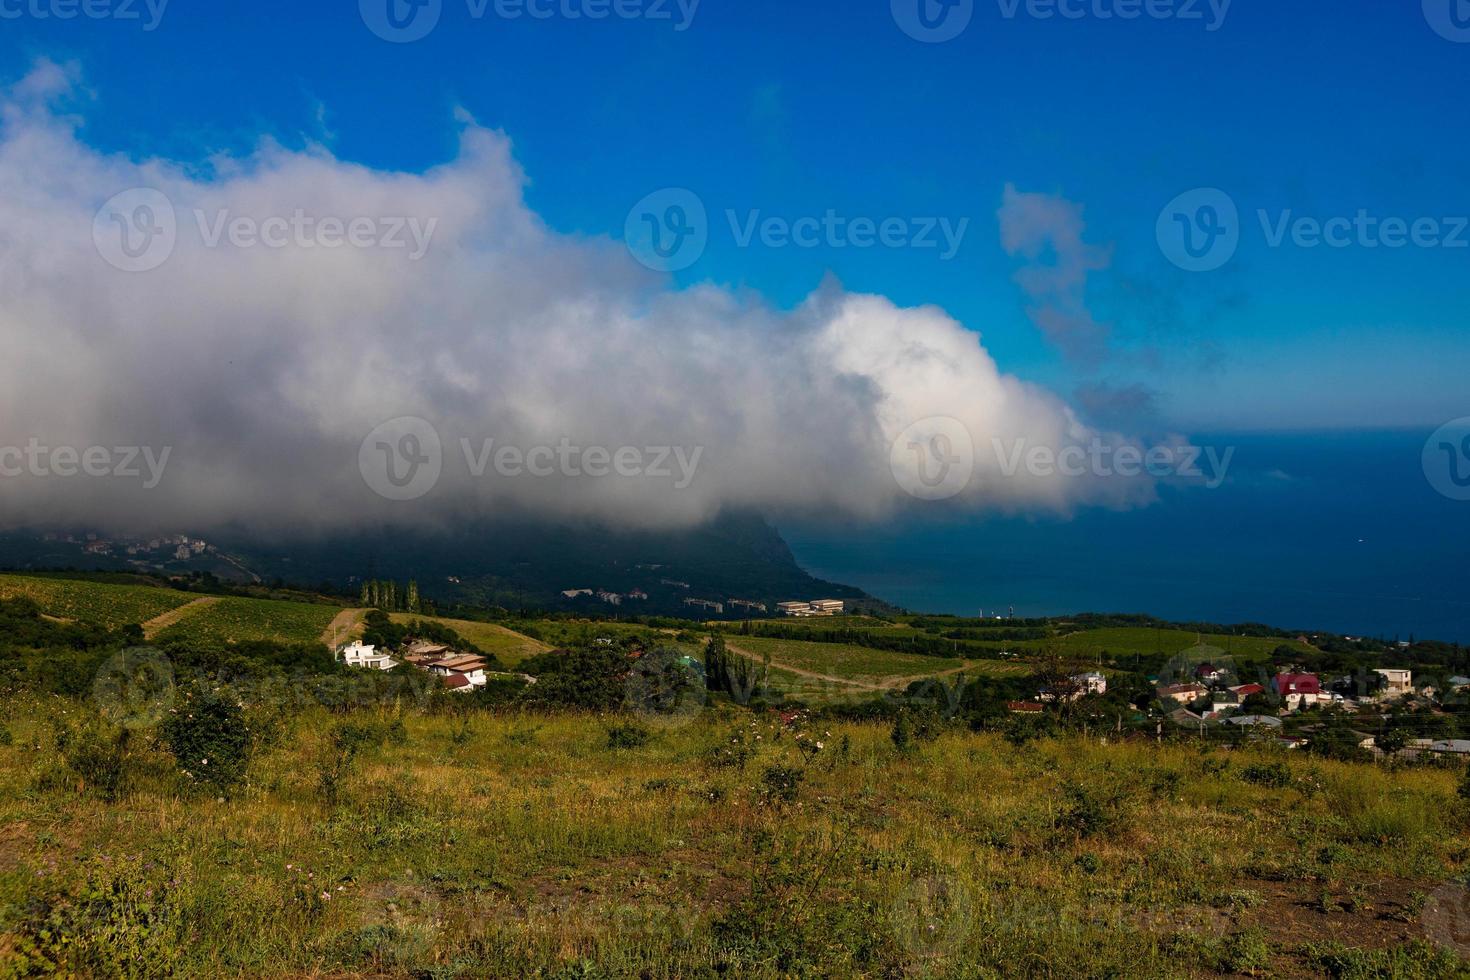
390,613,552,667
154,596,341,646
0,573,195,629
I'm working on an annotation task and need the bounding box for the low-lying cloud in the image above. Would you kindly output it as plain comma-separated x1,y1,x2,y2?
0,62,1182,538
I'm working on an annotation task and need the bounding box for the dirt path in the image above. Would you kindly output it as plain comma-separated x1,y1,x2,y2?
320,608,368,648
141,596,220,639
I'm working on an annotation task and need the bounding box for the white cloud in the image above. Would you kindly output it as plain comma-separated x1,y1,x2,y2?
0,62,1163,537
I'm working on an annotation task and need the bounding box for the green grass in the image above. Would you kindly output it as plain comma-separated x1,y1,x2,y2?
2,700,1465,977
1050,626,1315,662
155,596,340,646
388,614,551,667
0,573,195,629
727,636,979,680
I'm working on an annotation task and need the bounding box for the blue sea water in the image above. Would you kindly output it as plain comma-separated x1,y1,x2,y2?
781,430,1470,643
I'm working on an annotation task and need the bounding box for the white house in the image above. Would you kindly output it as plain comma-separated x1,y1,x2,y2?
341,641,397,671
1374,668,1413,697
1072,671,1108,696
427,655,489,687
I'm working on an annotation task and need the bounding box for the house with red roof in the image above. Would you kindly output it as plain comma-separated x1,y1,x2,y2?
1272,672,1324,710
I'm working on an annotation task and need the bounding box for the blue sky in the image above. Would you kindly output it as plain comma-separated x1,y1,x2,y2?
3,0,1467,432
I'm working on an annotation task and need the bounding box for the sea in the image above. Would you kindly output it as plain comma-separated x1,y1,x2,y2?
781,430,1470,644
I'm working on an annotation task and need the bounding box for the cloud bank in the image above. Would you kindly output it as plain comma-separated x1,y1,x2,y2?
0,63,1171,537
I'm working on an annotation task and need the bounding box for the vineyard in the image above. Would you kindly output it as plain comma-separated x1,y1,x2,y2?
0,573,195,629
154,595,341,646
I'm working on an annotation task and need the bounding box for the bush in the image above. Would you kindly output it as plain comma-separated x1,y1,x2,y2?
1240,762,1292,789
53,717,131,801
760,764,804,804
606,723,651,749
161,691,252,793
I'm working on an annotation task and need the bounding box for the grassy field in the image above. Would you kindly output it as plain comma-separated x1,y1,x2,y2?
154,596,341,646
0,573,195,629
389,614,552,667
1050,627,1316,663
1,701,1466,978
729,636,978,680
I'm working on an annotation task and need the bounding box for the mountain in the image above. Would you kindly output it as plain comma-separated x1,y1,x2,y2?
0,513,883,619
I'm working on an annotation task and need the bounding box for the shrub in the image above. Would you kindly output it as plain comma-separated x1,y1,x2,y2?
161,691,252,793
0,724,13,746
760,764,804,804
606,723,651,749
53,717,131,801
1240,761,1292,788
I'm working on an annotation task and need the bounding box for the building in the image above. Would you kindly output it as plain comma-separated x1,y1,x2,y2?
1006,701,1044,714
1230,683,1265,699
1157,682,1207,704
1073,671,1108,696
341,641,397,671
778,601,813,616
1374,668,1413,697
810,599,845,614
1272,673,1324,710
427,655,489,687
1194,663,1227,685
